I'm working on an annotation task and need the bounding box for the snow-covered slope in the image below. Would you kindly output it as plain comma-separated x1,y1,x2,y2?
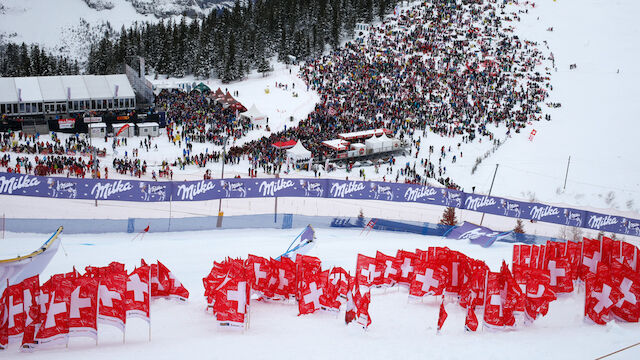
1,228,640,359
0,0,230,58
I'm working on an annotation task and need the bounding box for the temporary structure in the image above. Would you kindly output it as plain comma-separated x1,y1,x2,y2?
286,141,312,161
239,104,266,122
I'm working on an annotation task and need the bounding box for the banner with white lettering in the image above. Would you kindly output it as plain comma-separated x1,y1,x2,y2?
0,172,638,237
445,222,507,247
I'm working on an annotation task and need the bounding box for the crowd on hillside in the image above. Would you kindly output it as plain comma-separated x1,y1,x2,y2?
229,0,551,188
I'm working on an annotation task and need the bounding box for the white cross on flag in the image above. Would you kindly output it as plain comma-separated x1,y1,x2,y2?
409,261,446,298
547,258,573,293
396,250,417,286
247,255,271,296
356,254,381,286
6,282,25,340
580,238,602,280
98,269,127,332
585,269,622,325
69,276,98,339
376,251,399,287
126,266,151,321
611,261,640,322
212,277,249,327
34,278,73,349
299,279,324,315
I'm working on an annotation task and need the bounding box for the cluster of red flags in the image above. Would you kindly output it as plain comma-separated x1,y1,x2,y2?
203,237,640,332
514,237,640,324
0,259,188,352
203,254,361,328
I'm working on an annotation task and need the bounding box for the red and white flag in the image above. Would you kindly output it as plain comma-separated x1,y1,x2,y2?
98,268,127,332
0,288,7,349
328,267,350,299
437,297,448,331
376,251,399,288
246,255,271,298
126,266,151,321
345,276,371,328
19,275,40,350
356,254,382,287
611,260,640,323
319,270,341,312
580,238,601,281
298,275,325,315
618,242,638,272
483,262,522,328
523,268,556,321
465,306,478,332
158,261,190,301
6,282,25,343
409,260,447,298
270,257,296,300
34,278,73,349
546,258,573,293
69,276,98,339
585,265,622,325
395,250,418,287
213,276,249,328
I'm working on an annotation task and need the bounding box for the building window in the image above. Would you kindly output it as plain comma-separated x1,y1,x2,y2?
37,103,43,113
107,99,113,109
102,100,107,109
19,103,25,113
1,104,5,114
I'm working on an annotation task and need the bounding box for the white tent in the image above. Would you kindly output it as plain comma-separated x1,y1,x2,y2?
239,104,266,122
286,141,312,161
365,135,383,151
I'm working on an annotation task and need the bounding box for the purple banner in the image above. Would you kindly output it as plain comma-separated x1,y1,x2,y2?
0,172,638,237
445,222,505,247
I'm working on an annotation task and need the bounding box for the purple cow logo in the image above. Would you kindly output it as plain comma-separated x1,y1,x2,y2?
221,180,247,198
370,182,393,201
47,178,77,199
299,179,323,197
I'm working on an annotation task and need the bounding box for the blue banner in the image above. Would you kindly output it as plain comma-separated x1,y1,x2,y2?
0,172,638,237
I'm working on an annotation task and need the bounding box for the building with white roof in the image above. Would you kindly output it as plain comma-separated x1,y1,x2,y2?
0,74,137,119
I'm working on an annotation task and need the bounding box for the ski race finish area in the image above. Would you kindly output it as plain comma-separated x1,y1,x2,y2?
0,172,637,237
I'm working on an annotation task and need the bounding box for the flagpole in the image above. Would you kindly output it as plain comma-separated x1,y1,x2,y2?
148,265,152,342
96,281,100,346
482,269,489,332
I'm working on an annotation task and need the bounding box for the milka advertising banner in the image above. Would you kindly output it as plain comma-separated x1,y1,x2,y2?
1,172,638,237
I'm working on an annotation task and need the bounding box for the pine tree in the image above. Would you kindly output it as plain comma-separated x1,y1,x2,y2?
514,219,525,234
440,207,457,226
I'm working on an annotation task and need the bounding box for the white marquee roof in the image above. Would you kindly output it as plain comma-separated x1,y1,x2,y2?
0,74,136,104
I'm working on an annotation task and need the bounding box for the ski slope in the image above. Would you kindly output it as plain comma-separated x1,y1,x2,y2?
2,227,640,359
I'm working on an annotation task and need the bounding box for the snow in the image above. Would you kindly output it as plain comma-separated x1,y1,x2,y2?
2,227,640,359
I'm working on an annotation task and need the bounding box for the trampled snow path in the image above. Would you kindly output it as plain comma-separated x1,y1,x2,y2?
2,227,640,359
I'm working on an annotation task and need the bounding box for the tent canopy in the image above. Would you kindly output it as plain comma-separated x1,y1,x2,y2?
272,140,297,149
286,141,312,160
240,104,266,121
193,82,211,93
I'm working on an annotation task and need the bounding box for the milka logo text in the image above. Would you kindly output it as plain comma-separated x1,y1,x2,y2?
464,196,496,211
258,179,294,196
404,186,437,202
459,228,500,241
91,180,132,199
529,205,560,220
588,215,618,230
0,175,41,194
177,181,216,200
330,182,365,198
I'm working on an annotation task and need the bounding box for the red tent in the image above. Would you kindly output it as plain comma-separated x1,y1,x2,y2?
272,140,297,149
